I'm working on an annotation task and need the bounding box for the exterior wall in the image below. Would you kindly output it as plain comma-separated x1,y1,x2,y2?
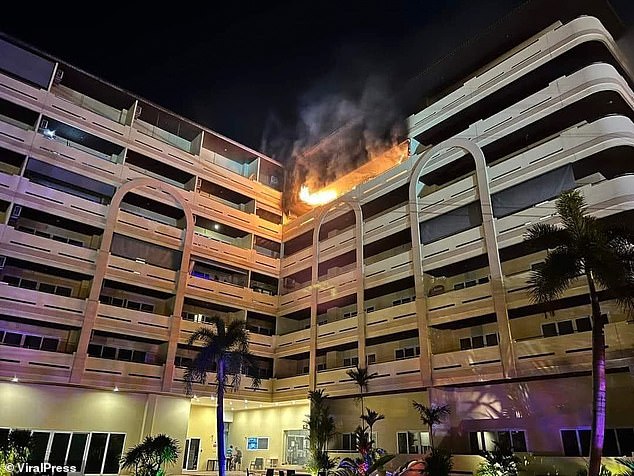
0,382,190,474
186,403,308,470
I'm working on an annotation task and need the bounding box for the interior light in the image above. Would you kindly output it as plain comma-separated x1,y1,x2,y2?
213,223,220,230
113,386,119,392
43,129,56,139
11,376,18,383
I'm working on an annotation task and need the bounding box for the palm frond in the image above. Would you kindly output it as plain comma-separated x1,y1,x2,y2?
528,247,582,305
524,222,567,250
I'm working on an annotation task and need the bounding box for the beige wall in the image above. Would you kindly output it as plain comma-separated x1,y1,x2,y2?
188,402,310,469
0,382,190,475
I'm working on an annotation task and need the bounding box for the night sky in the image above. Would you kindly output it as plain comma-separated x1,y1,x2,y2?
1,0,633,165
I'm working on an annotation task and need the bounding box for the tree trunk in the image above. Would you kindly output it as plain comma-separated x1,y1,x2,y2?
586,271,606,476
360,390,365,430
429,423,434,450
217,361,226,476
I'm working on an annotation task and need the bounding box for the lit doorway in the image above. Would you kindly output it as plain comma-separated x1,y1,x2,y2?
183,438,201,471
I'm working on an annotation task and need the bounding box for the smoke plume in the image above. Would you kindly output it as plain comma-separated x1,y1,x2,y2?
262,74,406,214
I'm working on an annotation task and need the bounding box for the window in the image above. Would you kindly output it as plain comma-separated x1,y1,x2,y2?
101,346,116,359
41,338,59,352
365,306,375,313
317,363,327,371
247,437,269,450
397,431,430,454
343,357,359,367
38,283,56,294
175,356,193,368
470,430,527,453
395,346,420,360
88,344,102,357
55,286,72,297
343,311,358,319
342,433,355,451
561,429,590,456
20,279,37,290
542,317,595,338
23,335,42,350
562,428,634,456
460,334,498,351
2,275,20,286
366,354,376,365
117,349,133,361
3,332,22,346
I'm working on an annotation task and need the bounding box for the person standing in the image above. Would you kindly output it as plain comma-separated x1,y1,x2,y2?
226,445,234,471
234,447,242,470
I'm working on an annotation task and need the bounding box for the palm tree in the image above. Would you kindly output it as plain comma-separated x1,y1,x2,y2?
120,434,180,476
184,317,261,476
524,190,634,476
412,402,451,449
306,389,337,476
346,366,377,428
361,408,385,439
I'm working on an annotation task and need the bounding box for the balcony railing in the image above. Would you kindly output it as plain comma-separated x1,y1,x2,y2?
95,303,171,341
0,346,75,383
83,357,164,391
427,282,494,325
431,346,503,385
0,284,85,327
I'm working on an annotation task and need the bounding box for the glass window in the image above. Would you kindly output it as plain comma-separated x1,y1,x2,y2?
4,332,22,346
2,276,20,286
55,286,72,297
579,430,591,456
85,433,108,474
132,350,147,363
20,279,37,290
29,432,50,464
41,338,59,352
486,334,498,346
557,321,574,335
87,344,102,357
542,323,557,337
511,431,527,452
576,317,592,332
49,433,71,465
23,335,42,350
561,430,580,456
38,283,56,294
117,349,132,361
617,428,634,456
472,336,485,349
67,433,88,469
460,338,472,350
604,429,619,457
103,434,125,474
397,432,408,454
101,347,116,359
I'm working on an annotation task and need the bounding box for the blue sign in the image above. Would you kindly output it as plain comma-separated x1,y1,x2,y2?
247,437,258,450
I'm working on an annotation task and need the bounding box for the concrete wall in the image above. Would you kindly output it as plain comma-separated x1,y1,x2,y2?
0,382,190,475
187,402,309,470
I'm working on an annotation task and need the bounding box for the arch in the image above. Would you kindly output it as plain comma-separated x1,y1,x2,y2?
71,178,195,389
307,192,365,390
408,138,516,386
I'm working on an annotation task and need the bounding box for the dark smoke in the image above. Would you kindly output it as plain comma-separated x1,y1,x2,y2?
261,74,406,214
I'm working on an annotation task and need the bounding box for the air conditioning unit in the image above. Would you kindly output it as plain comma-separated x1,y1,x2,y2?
134,105,142,119
0,256,6,269
53,69,64,84
40,119,48,130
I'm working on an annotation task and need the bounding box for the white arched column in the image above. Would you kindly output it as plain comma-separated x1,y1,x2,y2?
408,138,516,386
308,192,364,391
70,178,195,392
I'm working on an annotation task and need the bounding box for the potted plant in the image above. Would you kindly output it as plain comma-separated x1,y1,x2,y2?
120,434,180,476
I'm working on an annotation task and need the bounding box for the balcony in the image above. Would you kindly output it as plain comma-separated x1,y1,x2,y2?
318,228,356,262
431,346,503,385
0,223,98,273
117,209,184,249
0,70,48,113
316,317,358,347
408,16,620,140
367,358,422,393
514,320,634,377
106,255,177,292
130,119,198,166
365,301,418,339
94,304,171,341
0,115,36,154
272,375,310,399
172,367,272,399
365,250,413,288
50,83,132,133
279,285,312,315
0,346,75,383
0,284,85,327
275,328,311,358
82,357,164,392
185,275,277,313
505,271,588,309
15,177,108,228
427,282,494,326
315,367,357,396
281,247,313,277
317,270,356,303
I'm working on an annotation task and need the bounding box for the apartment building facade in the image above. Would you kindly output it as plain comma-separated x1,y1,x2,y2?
1,9,634,474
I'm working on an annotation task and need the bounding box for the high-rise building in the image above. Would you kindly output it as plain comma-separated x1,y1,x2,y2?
1,2,634,473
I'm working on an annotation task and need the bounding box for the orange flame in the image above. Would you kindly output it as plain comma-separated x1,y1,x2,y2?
299,185,338,206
